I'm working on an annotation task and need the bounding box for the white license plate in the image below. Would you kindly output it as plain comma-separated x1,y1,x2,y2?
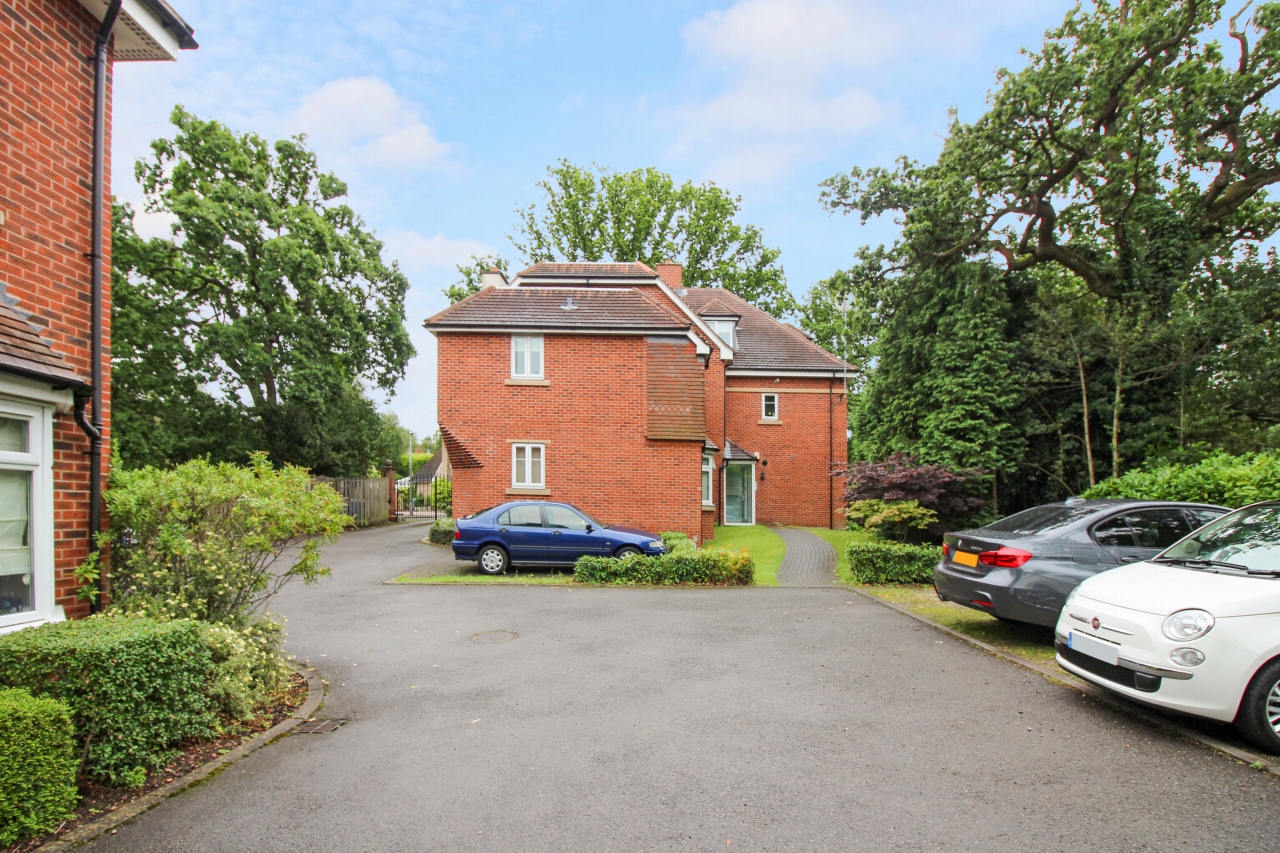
1068,631,1119,665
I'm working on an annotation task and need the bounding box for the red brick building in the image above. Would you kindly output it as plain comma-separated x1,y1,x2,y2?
426,262,852,543
0,0,195,632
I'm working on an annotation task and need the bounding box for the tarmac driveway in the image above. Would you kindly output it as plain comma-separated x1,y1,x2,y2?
87,522,1280,852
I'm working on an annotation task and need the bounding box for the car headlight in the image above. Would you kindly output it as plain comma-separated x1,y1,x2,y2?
646,540,664,550
1162,609,1215,641
1171,648,1206,667
1063,585,1080,608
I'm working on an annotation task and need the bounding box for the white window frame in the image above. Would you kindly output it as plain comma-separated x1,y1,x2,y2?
701,455,715,506
511,335,544,379
707,319,736,348
0,398,54,634
511,443,546,489
762,393,779,421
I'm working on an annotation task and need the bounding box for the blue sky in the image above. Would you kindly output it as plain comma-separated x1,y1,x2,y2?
112,0,1070,437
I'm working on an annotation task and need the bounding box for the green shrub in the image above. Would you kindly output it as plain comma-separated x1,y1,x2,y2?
1083,451,1280,507
844,499,938,542
574,549,754,585
0,616,218,786
0,688,77,845
428,517,456,546
659,531,696,554
845,542,941,585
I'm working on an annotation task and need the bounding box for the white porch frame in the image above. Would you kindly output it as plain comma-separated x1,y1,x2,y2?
722,461,756,526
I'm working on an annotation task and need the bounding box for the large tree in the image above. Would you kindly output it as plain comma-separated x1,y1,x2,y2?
448,161,794,316
113,107,413,475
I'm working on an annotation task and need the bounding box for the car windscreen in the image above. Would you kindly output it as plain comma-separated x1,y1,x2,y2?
980,505,1099,536
1158,504,1280,574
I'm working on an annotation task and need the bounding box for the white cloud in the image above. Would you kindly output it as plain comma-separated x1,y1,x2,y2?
380,231,496,275
292,77,451,171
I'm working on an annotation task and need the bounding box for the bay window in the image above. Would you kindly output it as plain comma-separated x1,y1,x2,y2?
702,455,715,506
0,400,52,632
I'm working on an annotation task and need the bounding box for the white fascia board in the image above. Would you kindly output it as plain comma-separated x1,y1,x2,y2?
78,0,181,61
725,369,847,378
0,374,75,412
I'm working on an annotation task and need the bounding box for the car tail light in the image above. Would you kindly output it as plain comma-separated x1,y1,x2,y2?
942,543,950,558
978,546,1033,568
453,529,462,540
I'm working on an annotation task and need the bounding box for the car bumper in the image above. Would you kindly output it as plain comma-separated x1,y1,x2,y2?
451,542,477,560
933,563,1061,627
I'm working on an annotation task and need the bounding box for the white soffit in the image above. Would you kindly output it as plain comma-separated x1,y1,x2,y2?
77,0,190,61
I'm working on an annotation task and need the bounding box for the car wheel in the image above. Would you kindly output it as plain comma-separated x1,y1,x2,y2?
477,545,509,575
1236,657,1280,754
615,546,642,559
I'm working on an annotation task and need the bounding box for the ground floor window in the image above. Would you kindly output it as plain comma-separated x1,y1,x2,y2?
0,399,52,631
512,443,545,489
702,455,714,505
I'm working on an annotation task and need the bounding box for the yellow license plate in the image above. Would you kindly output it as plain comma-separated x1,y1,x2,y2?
954,551,979,568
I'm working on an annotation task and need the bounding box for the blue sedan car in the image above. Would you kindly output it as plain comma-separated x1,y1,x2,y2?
451,501,667,574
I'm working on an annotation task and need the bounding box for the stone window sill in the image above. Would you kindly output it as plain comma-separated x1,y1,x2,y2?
757,419,782,425
505,379,550,386
506,488,551,495
702,504,717,512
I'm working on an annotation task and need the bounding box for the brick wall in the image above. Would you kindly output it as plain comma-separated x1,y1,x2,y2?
437,333,703,541
0,0,112,618
724,376,845,529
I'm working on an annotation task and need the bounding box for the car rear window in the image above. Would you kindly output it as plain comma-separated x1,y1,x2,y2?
981,505,1098,535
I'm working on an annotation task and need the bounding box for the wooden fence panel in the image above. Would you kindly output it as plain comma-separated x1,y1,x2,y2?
316,476,389,526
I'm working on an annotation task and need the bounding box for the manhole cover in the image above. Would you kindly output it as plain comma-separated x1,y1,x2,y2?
471,630,518,644
296,719,346,734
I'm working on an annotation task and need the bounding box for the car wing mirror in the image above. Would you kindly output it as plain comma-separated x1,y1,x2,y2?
585,523,594,533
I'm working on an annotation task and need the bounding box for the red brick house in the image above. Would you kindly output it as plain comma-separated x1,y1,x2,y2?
426,262,852,544
0,0,195,632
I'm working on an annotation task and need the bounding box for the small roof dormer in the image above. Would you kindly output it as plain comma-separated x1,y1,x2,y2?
698,300,741,350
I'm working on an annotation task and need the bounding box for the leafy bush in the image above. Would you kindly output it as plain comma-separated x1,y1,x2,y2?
574,549,754,585
843,453,986,526
659,531,696,554
427,517,456,546
845,542,942,585
844,499,938,542
0,688,77,845
1083,451,1280,508
0,616,218,786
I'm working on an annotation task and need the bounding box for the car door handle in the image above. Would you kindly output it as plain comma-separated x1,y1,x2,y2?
1119,555,1141,563
552,531,562,535
498,528,508,532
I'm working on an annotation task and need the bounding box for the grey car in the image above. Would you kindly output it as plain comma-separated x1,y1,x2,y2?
933,499,1229,627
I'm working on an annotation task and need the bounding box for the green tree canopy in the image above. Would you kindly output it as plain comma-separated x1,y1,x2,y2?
113,107,413,476
448,161,794,316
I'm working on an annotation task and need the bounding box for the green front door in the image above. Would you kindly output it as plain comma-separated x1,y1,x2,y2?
725,463,753,524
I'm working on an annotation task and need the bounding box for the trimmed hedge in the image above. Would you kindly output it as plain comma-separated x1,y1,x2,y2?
0,688,77,845
845,542,942,585
659,531,697,554
0,616,218,786
427,517,456,546
574,549,754,585
1083,451,1280,508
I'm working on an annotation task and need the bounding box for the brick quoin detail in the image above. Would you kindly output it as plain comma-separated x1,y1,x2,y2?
1,0,114,618
437,333,703,542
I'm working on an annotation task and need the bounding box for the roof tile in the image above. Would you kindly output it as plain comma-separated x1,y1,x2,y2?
425,287,689,331
680,288,853,372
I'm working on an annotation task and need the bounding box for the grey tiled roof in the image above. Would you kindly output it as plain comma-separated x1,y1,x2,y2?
426,287,689,331
724,439,756,461
408,455,444,484
0,301,84,387
680,288,853,372
514,262,659,279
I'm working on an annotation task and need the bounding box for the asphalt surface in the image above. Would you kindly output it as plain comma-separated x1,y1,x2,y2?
87,521,1280,852
774,528,840,586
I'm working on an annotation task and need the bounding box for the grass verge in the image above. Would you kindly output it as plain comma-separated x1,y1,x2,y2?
709,525,785,586
860,584,1060,665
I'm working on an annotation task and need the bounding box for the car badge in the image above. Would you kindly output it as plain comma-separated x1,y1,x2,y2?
1091,617,1100,630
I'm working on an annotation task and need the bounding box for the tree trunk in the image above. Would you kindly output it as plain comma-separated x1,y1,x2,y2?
1070,332,1096,487
1111,357,1124,481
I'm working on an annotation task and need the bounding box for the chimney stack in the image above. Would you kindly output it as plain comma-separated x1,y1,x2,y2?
480,267,509,289
655,261,682,289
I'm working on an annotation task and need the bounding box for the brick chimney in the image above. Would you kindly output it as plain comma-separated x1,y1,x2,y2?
655,262,683,289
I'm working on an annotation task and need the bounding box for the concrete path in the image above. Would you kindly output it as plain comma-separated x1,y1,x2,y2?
774,527,841,586
85,522,1280,853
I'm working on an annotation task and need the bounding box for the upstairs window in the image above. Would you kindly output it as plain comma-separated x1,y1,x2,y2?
512,443,545,489
511,335,544,378
762,393,778,420
702,455,715,505
706,319,736,348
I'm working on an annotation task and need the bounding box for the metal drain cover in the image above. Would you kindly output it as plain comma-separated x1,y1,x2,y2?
296,719,346,734
471,630,518,644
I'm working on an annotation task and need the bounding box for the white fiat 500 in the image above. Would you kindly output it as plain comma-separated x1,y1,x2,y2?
1055,501,1280,753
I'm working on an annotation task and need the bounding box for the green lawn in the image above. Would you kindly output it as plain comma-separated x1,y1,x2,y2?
800,526,876,584
708,525,785,586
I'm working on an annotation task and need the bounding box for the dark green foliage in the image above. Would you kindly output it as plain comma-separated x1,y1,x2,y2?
0,688,77,845
659,531,696,554
574,549,754,585
844,543,942,585
427,518,456,546
112,106,413,475
0,617,218,786
1083,452,1280,507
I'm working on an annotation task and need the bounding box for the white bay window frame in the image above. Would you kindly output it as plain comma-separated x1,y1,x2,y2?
0,397,55,634
512,443,545,489
511,335,544,379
